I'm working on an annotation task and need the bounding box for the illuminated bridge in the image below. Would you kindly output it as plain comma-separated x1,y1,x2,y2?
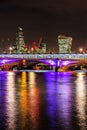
0,53,87,59
0,53,87,70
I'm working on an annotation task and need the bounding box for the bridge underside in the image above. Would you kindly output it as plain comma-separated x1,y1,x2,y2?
58,60,87,71
0,58,87,71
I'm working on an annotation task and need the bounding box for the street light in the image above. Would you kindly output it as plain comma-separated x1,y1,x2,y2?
9,47,12,54
79,48,83,53
31,47,34,53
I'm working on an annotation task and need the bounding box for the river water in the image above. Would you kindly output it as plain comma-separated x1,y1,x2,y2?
0,70,87,130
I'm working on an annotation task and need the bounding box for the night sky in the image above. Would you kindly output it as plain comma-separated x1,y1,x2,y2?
0,0,87,52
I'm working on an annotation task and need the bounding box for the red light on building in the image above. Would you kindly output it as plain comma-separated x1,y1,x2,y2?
22,59,26,65
32,42,39,50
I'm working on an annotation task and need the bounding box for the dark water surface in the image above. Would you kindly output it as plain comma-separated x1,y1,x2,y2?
0,71,87,130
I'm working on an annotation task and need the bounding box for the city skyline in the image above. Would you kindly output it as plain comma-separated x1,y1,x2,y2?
0,0,87,51
0,27,86,53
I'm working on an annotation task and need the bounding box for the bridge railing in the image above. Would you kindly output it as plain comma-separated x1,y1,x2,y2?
0,53,87,60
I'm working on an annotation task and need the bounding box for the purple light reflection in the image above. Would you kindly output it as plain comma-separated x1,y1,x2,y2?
45,72,72,129
0,72,8,129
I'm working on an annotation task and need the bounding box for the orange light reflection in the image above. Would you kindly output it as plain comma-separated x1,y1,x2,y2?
28,72,40,129
21,71,29,129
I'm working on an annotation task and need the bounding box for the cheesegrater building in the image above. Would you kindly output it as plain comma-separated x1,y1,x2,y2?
58,35,72,53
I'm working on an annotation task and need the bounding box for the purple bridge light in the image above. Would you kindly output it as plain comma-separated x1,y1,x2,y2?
39,59,77,67
0,57,84,68
0,53,87,71
0,58,21,66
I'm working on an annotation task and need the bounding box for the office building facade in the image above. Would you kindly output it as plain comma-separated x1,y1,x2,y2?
58,35,72,53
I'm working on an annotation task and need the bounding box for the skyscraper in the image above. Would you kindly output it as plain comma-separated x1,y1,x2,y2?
39,43,46,53
58,35,72,53
13,27,27,53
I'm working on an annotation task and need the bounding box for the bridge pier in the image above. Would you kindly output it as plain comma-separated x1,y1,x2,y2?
53,59,60,71
52,66,60,71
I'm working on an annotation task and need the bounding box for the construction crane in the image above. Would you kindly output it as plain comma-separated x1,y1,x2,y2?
32,37,43,51
38,37,42,47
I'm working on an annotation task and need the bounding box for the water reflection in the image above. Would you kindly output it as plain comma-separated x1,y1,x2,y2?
28,72,40,130
75,72,87,129
45,72,72,129
21,71,29,129
0,71,87,130
20,72,40,130
0,72,8,129
6,72,17,130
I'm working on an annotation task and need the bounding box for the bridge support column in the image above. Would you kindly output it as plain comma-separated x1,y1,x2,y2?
53,59,61,71
53,66,60,72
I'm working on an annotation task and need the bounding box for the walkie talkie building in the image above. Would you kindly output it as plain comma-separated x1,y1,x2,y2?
58,35,72,53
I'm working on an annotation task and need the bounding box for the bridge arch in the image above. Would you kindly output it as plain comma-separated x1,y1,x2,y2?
58,60,87,71
1,54,87,71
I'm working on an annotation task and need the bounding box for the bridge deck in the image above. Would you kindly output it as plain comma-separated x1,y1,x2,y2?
0,54,87,60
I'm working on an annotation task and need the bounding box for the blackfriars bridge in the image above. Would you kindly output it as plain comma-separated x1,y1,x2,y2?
0,53,87,70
